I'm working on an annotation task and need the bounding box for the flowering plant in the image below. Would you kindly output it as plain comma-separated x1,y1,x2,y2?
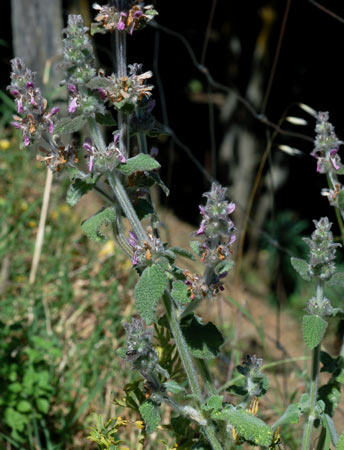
7,2,344,449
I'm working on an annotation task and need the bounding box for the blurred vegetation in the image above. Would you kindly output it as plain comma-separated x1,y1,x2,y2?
0,104,141,448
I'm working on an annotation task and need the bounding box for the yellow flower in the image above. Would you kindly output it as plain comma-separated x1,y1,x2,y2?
135,420,145,429
0,139,10,150
115,416,128,427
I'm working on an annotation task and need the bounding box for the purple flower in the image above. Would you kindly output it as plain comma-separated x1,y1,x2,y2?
10,121,22,129
196,220,206,236
330,149,340,170
97,88,107,100
24,136,30,146
17,98,23,113
68,97,78,113
67,83,77,93
83,137,93,152
26,81,34,89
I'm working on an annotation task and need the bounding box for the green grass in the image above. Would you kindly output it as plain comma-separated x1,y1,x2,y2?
0,131,144,449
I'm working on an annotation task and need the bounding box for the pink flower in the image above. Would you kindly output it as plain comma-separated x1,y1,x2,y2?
68,97,78,113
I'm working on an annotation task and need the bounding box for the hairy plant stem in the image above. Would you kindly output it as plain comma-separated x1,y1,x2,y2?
115,29,129,158
89,116,223,449
162,292,224,450
197,359,217,396
301,284,323,450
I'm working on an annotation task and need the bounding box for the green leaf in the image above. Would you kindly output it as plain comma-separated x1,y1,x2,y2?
163,380,186,394
303,315,328,350
134,264,167,324
338,190,344,211
189,240,201,256
81,207,116,242
5,407,28,432
180,314,224,359
139,401,160,434
215,260,234,276
327,272,344,287
202,395,223,412
36,398,50,414
212,406,272,447
290,257,311,281
118,154,160,176
169,247,195,260
322,413,338,446
95,111,116,126
338,431,344,450
54,115,86,135
9,382,22,393
273,395,310,429
318,382,341,416
17,400,32,413
171,280,191,305
66,178,96,206
147,172,169,196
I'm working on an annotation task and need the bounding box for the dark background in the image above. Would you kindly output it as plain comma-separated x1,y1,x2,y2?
2,0,344,230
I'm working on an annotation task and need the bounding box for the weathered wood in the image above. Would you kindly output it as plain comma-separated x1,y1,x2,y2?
11,0,64,90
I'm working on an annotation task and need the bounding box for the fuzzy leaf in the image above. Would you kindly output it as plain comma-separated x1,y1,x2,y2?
134,264,167,324
215,260,234,275
81,207,116,242
86,77,113,90
303,315,328,350
180,315,224,360
163,380,185,394
139,401,160,434
66,178,96,206
273,404,303,428
171,280,191,305
338,432,344,450
212,406,273,447
273,394,310,429
327,272,344,287
169,247,195,261
118,154,160,176
95,111,116,126
322,413,338,446
54,115,86,134
290,257,311,281
338,190,344,211
189,240,202,255
202,395,223,412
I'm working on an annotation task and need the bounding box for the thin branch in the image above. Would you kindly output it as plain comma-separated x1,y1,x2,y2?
309,0,344,25
261,0,292,114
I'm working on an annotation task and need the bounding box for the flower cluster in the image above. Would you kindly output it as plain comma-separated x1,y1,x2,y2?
312,112,344,209
128,226,164,268
92,2,158,35
236,355,268,398
37,140,78,173
306,285,334,317
62,15,105,118
122,316,168,380
89,64,153,112
303,217,341,281
83,134,126,173
62,15,96,86
312,112,343,174
188,183,236,297
8,58,59,146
